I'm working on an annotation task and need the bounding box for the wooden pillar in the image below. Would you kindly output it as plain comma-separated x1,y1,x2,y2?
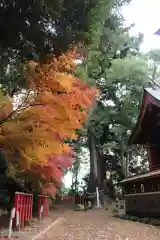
146,143,152,170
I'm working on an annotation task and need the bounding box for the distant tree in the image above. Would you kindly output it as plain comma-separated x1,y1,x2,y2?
78,0,150,196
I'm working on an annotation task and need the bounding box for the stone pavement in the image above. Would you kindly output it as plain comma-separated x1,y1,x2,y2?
41,209,160,240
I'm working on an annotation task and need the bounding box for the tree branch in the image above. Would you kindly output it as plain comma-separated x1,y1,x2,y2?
0,90,31,124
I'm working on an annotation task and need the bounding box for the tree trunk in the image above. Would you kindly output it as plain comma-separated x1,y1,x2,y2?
71,166,79,192
120,144,126,178
87,130,105,207
125,148,131,177
87,130,98,194
75,167,79,192
96,149,105,188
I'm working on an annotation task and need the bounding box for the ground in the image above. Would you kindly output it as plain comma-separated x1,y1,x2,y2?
1,206,160,239
42,209,160,240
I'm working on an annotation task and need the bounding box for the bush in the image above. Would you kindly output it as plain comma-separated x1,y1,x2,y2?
114,214,160,226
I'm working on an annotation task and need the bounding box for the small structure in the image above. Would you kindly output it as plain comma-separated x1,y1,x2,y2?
120,87,160,217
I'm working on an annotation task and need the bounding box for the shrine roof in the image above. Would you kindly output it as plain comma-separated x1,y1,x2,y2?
119,169,160,184
146,87,160,101
128,86,160,144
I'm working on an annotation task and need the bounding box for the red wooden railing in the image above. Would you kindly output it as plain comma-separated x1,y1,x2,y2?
13,192,33,230
61,195,74,207
37,195,49,220
74,194,85,205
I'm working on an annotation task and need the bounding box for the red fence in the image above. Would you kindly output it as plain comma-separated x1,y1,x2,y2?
74,195,85,205
61,195,74,208
37,195,49,220
62,195,74,202
13,192,33,230
61,195,85,206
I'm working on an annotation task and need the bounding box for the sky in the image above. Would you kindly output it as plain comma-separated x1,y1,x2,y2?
64,0,160,189
123,0,160,52
63,148,90,189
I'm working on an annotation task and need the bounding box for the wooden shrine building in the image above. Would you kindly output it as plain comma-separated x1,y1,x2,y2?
120,87,160,217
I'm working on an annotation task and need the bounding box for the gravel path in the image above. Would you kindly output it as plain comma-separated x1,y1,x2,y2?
43,209,160,240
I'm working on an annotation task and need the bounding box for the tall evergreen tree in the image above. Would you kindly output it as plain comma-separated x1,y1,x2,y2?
0,0,111,61
0,0,109,96
79,0,151,197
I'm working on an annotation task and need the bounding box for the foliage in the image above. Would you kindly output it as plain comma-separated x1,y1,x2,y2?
0,0,107,60
0,0,109,99
0,152,8,175
89,58,149,181
78,0,152,196
0,53,96,194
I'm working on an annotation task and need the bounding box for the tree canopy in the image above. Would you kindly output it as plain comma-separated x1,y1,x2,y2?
77,0,155,195
0,0,108,60
0,53,96,194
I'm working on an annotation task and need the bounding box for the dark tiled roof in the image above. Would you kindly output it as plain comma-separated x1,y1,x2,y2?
120,169,160,184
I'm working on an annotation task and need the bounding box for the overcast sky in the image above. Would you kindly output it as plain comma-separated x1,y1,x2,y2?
123,0,160,52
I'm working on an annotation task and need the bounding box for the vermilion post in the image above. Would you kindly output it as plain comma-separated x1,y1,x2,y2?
21,194,25,228
28,194,30,220
13,192,33,231
25,195,27,222
30,195,32,218
31,195,33,218
22,194,24,225
38,195,49,220
37,196,41,220
44,196,49,217
26,195,29,220
43,197,46,217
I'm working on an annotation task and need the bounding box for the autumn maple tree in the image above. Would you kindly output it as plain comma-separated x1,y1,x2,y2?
0,53,97,194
